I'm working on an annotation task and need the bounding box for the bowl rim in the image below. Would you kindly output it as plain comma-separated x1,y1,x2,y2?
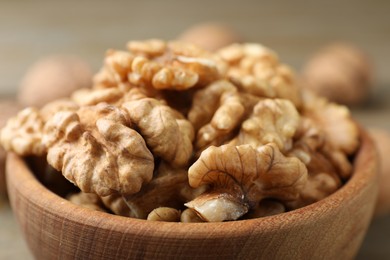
6,128,378,239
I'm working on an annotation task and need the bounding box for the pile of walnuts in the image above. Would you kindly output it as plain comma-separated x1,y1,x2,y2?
0,40,360,222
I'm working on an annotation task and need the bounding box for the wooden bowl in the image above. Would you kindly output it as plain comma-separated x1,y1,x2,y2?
6,130,378,260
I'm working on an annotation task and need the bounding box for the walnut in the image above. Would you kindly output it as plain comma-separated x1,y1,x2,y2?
18,55,93,107
301,42,372,106
95,40,223,91
177,22,243,52
40,98,80,122
0,107,45,156
300,91,358,179
147,207,181,222
302,91,359,155
188,80,245,153
232,98,300,153
122,98,194,167
217,43,302,107
103,162,202,219
100,193,132,217
180,208,205,223
42,103,154,196
71,88,124,106
185,143,307,222
127,39,167,57
67,192,107,212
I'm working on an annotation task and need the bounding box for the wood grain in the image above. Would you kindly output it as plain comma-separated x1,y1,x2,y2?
6,129,378,260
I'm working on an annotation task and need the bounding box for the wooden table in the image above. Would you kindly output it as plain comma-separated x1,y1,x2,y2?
0,0,389,259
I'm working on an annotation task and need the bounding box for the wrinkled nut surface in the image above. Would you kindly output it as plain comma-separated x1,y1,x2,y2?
0,39,362,222
217,43,302,107
0,107,45,156
186,143,308,221
94,40,223,91
43,104,154,196
232,98,300,152
122,98,194,167
188,80,245,153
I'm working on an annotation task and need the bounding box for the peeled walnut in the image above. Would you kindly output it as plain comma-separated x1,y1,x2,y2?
231,98,300,153
71,88,124,106
42,103,154,197
67,192,107,212
122,98,194,167
301,91,358,179
188,80,245,153
186,143,307,222
102,162,203,219
0,107,45,156
217,43,302,107
94,40,224,91
369,128,390,217
18,55,93,107
180,208,205,223
301,43,372,106
177,22,243,52
147,207,181,222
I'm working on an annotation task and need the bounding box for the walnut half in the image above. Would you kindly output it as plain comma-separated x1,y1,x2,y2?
186,143,307,222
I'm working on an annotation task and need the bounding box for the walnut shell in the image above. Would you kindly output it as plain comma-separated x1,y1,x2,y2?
301,43,372,106
18,55,93,107
177,22,243,52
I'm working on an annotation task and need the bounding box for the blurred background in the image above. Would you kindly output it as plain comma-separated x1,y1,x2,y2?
0,0,389,259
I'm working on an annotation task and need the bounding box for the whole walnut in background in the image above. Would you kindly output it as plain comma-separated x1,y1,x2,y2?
18,55,93,108
301,43,372,106
177,22,243,52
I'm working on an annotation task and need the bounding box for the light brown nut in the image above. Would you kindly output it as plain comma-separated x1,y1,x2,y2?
96,40,223,91
177,22,243,52
127,39,167,57
40,98,80,122
42,103,154,196
244,199,286,219
18,55,93,108
122,98,194,167
186,143,307,222
71,88,124,106
102,162,205,219
217,43,302,107
301,42,372,106
180,208,205,223
123,164,191,219
188,80,245,153
0,107,45,156
100,194,132,217
232,98,300,153
67,192,107,212
147,207,181,222
95,40,224,91
302,90,359,155
288,117,325,165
